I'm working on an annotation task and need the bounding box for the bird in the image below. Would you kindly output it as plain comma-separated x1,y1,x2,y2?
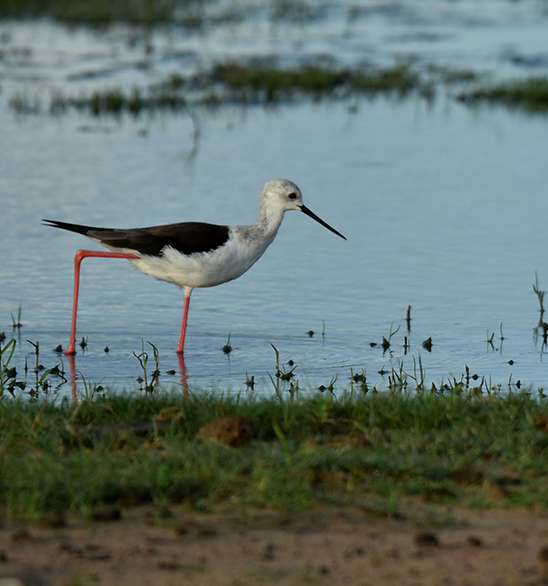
43,179,346,356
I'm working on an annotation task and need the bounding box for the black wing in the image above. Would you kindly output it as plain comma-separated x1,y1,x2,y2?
42,219,230,256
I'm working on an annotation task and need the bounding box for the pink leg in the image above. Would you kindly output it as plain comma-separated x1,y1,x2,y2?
65,249,139,355
178,352,188,396
177,287,193,355
67,353,77,401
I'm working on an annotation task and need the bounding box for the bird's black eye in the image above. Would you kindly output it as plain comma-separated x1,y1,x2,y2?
288,192,297,200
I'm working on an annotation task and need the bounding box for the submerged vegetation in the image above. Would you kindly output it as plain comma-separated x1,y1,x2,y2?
1,389,548,520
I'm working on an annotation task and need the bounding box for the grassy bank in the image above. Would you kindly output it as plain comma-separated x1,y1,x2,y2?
1,389,548,521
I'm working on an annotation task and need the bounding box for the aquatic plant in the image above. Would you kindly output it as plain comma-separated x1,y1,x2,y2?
10,304,22,330
534,272,545,326
133,341,161,393
222,333,232,355
0,338,17,396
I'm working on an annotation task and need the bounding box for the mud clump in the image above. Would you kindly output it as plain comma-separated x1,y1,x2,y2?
195,416,258,447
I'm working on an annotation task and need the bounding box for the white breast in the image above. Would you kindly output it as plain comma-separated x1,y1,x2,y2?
128,228,277,289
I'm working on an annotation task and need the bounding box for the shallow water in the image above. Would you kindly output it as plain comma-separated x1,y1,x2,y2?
1,1,548,396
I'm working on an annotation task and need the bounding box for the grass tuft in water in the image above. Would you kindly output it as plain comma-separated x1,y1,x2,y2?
534,272,545,326
0,338,17,396
10,62,429,117
10,304,23,331
208,62,426,103
457,76,548,113
133,341,161,393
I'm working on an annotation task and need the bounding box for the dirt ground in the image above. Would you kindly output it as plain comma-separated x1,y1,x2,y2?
1,501,548,586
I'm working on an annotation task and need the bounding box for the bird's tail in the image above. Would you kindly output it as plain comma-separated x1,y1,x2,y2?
42,219,96,236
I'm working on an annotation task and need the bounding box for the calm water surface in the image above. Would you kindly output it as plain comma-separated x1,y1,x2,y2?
1,2,548,395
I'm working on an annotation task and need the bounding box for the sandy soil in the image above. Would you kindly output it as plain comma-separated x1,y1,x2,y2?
1,501,548,586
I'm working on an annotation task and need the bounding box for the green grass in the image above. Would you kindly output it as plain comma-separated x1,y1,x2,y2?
0,0,203,26
1,0,328,26
206,62,427,103
0,0,321,26
457,76,548,113
1,389,548,520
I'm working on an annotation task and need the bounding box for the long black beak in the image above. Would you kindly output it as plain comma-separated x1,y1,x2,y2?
300,204,347,240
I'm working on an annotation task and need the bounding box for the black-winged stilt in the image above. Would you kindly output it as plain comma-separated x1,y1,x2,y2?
43,179,346,356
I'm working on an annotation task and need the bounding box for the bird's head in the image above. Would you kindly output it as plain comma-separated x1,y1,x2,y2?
261,179,346,240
